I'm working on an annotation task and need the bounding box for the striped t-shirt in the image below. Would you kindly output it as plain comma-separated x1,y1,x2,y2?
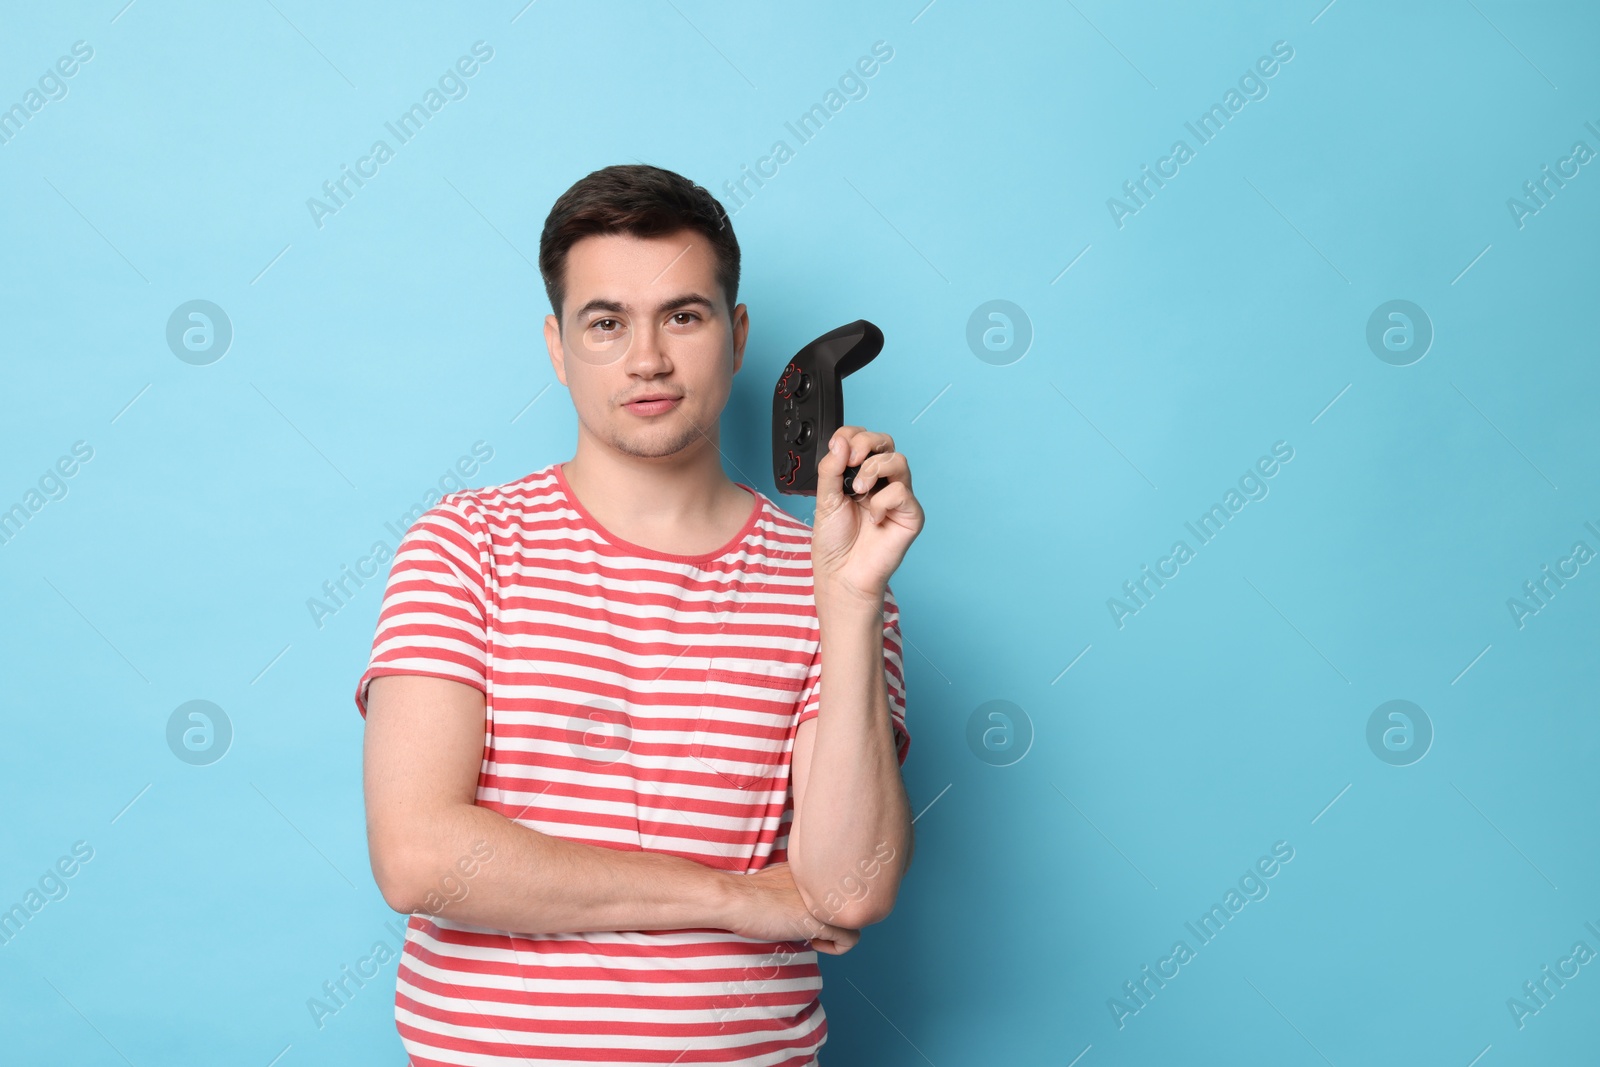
353,460,909,1066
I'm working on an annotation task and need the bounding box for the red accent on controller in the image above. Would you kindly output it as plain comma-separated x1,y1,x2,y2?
778,362,801,399
781,449,801,485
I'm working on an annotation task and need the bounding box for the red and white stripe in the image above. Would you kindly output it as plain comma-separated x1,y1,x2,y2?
355,462,908,1066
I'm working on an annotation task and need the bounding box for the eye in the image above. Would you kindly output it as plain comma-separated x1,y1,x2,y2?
589,317,622,334
670,311,700,326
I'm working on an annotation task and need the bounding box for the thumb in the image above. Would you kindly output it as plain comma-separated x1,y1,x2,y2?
817,431,848,505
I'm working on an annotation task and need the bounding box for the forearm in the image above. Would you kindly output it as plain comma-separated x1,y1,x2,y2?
787,598,912,926
383,801,735,934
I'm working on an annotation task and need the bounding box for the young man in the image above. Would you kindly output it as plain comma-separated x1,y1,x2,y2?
355,164,923,1066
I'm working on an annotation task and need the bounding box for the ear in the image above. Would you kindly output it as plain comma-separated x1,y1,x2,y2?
544,313,567,386
731,302,749,374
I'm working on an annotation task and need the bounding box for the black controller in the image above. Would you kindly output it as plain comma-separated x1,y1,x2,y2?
772,319,891,498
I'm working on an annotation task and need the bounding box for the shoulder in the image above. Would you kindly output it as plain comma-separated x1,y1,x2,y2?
754,488,814,537
743,487,820,581
418,463,565,541
747,487,817,552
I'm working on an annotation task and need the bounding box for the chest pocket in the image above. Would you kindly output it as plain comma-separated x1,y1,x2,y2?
692,657,809,790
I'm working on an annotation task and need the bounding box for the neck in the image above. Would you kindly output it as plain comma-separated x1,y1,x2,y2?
562,424,743,531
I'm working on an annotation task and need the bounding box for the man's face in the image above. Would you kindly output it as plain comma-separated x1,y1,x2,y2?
545,229,747,462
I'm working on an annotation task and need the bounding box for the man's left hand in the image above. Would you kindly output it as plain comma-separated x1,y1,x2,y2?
812,426,924,610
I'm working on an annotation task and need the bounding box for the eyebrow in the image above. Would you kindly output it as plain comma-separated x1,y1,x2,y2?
570,293,716,321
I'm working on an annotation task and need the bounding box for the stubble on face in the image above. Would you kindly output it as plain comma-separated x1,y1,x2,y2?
595,396,711,460
557,230,741,465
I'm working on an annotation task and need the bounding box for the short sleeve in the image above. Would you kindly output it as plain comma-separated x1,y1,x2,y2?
795,582,910,767
353,497,489,718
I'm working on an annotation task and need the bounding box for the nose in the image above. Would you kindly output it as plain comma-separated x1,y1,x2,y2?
624,320,672,375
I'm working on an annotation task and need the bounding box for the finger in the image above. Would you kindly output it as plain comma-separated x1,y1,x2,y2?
809,928,859,954
821,426,862,475
825,428,889,469
839,434,895,501
845,430,894,469
817,431,851,503
847,456,906,512
820,427,875,480
866,479,914,525
849,450,909,496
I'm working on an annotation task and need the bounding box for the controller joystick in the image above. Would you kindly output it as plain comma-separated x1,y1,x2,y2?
771,319,892,498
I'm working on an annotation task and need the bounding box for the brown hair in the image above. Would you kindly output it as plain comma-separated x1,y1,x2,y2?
538,164,740,323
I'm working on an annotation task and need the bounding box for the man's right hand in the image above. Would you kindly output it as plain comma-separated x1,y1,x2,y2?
722,861,860,955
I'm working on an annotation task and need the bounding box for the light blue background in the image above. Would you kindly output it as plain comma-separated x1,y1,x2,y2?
3,1,1598,1063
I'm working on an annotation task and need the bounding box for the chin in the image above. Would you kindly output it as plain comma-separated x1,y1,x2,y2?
610,429,703,460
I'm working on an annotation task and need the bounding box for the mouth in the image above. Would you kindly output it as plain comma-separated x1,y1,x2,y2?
623,394,682,416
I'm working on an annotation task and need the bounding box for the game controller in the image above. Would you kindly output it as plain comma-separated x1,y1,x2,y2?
772,318,892,498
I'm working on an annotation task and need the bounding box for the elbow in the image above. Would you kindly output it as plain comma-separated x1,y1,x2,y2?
377,877,420,916
368,839,426,914
803,876,902,930
793,842,911,929
818,894,895,930
366,805,490,915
